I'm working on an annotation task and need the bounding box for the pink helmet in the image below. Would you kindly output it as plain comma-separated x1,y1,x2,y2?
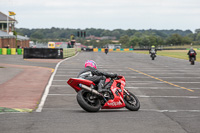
85,60,97,69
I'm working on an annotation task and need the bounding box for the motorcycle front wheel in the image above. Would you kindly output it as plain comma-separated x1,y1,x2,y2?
124,91,140,111
77,89,101,112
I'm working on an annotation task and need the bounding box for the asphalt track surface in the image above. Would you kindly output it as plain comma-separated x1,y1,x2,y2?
1,52,200,133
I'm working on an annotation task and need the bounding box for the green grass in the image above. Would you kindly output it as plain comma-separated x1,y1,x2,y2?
134,50,200,62
0,66,4,68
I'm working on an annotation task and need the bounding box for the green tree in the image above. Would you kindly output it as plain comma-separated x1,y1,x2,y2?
182,36,192,44
119,35,129,48
139,37,151,48
166,34,183,45
31,32,44,39
129,36,140,48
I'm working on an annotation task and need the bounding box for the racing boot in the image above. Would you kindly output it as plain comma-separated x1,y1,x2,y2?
98,80,106,93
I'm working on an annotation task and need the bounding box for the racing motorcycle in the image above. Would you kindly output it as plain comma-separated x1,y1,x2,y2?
151,53,156,60
67,76,140,112
105,48,108,54
149,49,156,60
189,53,196,65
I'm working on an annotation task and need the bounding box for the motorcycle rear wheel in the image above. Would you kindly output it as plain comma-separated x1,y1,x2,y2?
191,58,195,65
124,91,140,111
77,89,101,112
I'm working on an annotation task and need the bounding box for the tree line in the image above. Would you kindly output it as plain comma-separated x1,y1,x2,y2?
16,27,200,48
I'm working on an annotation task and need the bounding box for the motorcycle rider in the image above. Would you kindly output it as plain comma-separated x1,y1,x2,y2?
187,47,197,61
105,47,108,54
149,45,157,55
77,60,118,92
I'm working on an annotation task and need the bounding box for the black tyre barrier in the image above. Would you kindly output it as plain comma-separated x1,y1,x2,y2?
23,48,63,59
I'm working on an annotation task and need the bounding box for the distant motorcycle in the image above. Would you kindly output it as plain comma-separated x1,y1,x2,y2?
150,53,156,60
105,48,108,54
67,76,140,112
189,53,196,65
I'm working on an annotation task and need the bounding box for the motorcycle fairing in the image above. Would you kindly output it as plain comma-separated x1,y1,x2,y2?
102,77,126,109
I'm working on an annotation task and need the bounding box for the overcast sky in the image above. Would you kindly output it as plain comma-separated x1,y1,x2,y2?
0,0,200,32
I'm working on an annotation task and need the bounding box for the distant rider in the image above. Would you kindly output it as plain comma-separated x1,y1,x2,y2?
105,47,108,54
149,45,157,56
187,47,197,61
77,60,117,92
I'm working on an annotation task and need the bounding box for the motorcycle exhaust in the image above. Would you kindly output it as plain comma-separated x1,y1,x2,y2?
79,84,102,96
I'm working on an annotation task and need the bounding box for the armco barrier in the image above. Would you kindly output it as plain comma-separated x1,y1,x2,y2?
63,48,76,58
23,48,63,59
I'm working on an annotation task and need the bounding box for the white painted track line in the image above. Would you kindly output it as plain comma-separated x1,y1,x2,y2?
36,53,79,112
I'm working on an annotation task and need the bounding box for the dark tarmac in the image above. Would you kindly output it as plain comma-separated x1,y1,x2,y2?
0,52,200,133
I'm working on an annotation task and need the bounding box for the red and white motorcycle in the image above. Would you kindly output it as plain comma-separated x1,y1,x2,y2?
67,76,140,112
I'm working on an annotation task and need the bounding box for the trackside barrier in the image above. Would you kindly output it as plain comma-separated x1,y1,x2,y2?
2,48,7,55
7,48,11,55
11,48,16,55
23,48,63,59
93,48,134,52
17,49,22,55
0,48,24,55
109,49,113,52
93,48,98,52
116,49,120,51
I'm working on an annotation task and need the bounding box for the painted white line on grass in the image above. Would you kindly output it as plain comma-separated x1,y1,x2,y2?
36,53,79,112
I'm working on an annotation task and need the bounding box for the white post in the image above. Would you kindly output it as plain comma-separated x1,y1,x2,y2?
7,13,9,33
